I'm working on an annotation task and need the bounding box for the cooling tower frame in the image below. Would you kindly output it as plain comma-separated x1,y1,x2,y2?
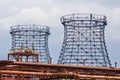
10,24,50,63
58,13,111,67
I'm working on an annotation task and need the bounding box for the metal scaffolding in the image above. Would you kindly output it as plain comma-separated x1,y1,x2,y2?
10,24,50,63
58,13,111,67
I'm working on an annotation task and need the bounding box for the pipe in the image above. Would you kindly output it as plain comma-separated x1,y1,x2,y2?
115,62,117,68
77,74,120,79
0,70,120,79
50,57,52,64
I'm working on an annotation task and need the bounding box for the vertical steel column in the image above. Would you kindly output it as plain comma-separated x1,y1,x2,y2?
58,13,111,67
10,24,50,63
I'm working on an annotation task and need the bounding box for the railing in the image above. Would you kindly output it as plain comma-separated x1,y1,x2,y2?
8,49,38,54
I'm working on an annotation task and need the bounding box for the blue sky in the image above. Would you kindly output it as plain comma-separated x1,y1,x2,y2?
0,0,120,67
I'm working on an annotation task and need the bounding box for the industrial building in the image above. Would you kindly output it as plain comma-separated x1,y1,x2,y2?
0,13,120,80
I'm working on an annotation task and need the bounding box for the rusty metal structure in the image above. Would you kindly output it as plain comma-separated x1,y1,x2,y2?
0,60,120,80
10,24,50,63
8,49,39,62
58,13,111,67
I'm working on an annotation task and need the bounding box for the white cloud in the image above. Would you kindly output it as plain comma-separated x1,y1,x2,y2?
113,8,120,25
0,7,50,28
0,1,119,42
105,8,120,42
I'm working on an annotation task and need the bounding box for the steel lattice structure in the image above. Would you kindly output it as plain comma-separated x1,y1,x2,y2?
10,24,50,63
58,13,111,67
